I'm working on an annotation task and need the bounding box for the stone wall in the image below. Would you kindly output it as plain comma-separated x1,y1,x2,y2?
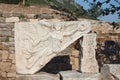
0,13,119,79
0,22,15,80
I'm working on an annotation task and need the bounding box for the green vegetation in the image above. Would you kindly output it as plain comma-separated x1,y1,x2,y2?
0,0,104,20
0,0,19,4
5,36,9,42
18,14,25,19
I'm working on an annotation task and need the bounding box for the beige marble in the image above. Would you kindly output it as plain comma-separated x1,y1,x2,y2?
15,19,91,74
81,33,99,73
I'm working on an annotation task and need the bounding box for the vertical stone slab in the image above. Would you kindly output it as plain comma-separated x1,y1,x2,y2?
81,33,99,73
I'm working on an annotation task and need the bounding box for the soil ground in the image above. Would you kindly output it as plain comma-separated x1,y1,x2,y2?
0,3,58,14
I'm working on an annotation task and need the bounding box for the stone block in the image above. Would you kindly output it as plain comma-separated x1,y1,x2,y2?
7,72,16,77
71,49,79,57
9,38,14,42
81,33,99,73
0,31,12,36
0,17,5,22
59,71,100,80
9,64,16,72
9,54,15,63
100,65,120,80
8,78,16,80
26,14,36,19
1,62,11,72
2,13,12,17
6,17,19,23
0,50,9,60
0,23,14,28
103,64,120,76
15,20,91,74
16,72,60,80
1,72,7,77
29,19,39,22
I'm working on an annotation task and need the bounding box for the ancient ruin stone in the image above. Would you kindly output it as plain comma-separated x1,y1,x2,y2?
16,72,59,80
6,17,19,23
81,33,99,73
59,71,100,80
15,19,91,74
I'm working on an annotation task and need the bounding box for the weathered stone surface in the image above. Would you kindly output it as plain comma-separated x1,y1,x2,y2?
0,31,12,36
7,72,16,77
0,17,5,22
103,64,120,76
81,33,99,73
16,72,59,80
25,14,36,19
1,72,7,77
0,50,9,60
6,17,19,23
29,19,39,22
1,62,11,72
15,20,91,74
34,13,53,19
100,65,119,80
59,71,100,80
9,54,15,63
70,49,80,70
0,23,14,28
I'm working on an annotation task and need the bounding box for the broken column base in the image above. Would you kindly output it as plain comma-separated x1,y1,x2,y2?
16,72,60,80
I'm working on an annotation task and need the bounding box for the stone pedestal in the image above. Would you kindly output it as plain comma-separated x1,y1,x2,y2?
16,72,60,80
81,33,99,73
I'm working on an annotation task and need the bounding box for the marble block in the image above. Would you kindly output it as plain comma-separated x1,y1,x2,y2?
15,19,91,74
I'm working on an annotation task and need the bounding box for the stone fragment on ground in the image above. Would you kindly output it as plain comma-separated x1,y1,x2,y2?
59,71,100,80
100,64,119,80
16,72,59,80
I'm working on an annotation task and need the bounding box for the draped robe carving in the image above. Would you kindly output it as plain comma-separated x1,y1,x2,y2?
15,20,91,74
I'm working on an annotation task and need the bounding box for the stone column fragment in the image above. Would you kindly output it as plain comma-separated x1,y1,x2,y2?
81,33,99,73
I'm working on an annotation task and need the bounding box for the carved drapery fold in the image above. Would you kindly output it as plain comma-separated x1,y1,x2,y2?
15,20,91,74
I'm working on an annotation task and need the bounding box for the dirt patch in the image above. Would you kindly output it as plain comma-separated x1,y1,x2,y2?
0,3,58,14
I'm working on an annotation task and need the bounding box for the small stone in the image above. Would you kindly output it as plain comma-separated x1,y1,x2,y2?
9,38,14,42
9,64,16,72
6,17,19,23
